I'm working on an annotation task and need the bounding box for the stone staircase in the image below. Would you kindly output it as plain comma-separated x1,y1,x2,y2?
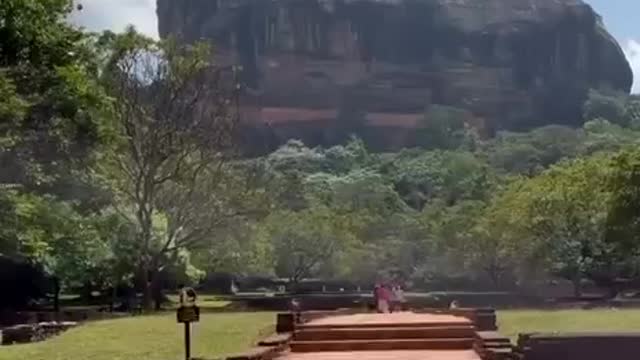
289,317,477,353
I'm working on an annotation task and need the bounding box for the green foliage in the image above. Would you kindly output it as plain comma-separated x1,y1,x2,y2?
582,118,640,155
258,206,357,282
602,149,640,284
416,105,472,150
0,0,110,189
305,169,406,214
483,154,615,292
583,89,628,126
383,149,495,209
485,125,583,175
266,137,371,175
0,189,127,289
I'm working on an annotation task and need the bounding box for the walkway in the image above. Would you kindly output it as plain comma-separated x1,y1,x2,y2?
282,350,481,360
305,313,472,327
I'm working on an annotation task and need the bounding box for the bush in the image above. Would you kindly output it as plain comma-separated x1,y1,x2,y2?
0,256,50,310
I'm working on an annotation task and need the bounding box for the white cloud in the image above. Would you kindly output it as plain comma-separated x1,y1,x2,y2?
623,39,640,94
68,0,158,39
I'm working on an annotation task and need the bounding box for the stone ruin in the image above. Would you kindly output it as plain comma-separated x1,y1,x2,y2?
1,321,78,346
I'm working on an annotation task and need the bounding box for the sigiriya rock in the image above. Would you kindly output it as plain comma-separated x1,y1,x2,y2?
157,0,633,151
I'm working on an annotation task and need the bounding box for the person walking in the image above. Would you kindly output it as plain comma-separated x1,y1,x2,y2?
389,285,398,313
392,285,406,312
374,283,391,313
372,284,380,312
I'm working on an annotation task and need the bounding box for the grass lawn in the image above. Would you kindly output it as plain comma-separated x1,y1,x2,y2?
498,309,640,340
165,294,231,310
0,312,274,360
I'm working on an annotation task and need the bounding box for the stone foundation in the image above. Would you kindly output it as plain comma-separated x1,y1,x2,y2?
1,321,78,345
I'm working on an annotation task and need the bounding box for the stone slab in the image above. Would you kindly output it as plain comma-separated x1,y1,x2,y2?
303,313,471,329
278,350,481,360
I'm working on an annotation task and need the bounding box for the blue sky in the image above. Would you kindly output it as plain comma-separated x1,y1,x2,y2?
587,0,640,92
70,0,638,92
588,0,639,42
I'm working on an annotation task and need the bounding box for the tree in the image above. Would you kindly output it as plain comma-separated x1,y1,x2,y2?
0,1,128,311
259,206,356,285
581,119,640,155
100,29,241,309
485,125,582,175
600,148,640,296
0,0,110,191
471,187,535,288
486,155,613,296
383,149,495,210
416,105,471,150
583,88,628,126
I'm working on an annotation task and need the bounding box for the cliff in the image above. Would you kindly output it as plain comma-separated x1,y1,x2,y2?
157,0,633,151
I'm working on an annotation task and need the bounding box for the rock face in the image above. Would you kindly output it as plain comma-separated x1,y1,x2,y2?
157,0,633,151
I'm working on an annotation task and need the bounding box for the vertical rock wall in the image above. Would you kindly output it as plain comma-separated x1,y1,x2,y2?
157,0,633,151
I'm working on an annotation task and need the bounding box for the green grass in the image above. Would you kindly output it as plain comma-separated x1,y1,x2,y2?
166,294,231,310
499,309,640,340
8,308,640,359
0,312,274,360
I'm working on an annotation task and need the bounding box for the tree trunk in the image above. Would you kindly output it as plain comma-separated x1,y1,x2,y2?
572,275,582,299
110,285,117,312
489,270,500,289
152,273,163,311
140,264,152,311
485,263,502,290
607,280,620,299
53,277,60,313
84,281,93,304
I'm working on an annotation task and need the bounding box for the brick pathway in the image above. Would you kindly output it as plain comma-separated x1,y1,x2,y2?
280,350,481,360
305,313,471,327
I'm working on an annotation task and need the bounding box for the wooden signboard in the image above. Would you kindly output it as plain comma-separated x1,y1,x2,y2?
177,305,200,323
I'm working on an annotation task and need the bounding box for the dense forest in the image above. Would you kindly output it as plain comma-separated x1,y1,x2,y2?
3,1,640,311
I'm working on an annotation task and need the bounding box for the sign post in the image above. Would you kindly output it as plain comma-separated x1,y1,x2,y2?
184,322,191,360
177,287,200,360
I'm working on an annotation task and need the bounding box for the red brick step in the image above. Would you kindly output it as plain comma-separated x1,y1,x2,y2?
298,321,469,330
294,326,475,341
289,338,475,352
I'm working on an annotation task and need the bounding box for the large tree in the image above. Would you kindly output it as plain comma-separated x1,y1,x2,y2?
100,29,242,309
486,155,613,295
0,0,109,190
599,148,640,295
259,206,356,285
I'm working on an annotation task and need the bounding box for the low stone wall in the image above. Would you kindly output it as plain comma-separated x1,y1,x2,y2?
515,333,640,360
1,322,78,345
276,308,361,333
0,309,118,328
414,308,498,332
475,331,513,360
224,326,292,360
241,294,366,311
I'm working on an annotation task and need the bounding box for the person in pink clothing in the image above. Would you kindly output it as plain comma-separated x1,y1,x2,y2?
375,284,391,313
